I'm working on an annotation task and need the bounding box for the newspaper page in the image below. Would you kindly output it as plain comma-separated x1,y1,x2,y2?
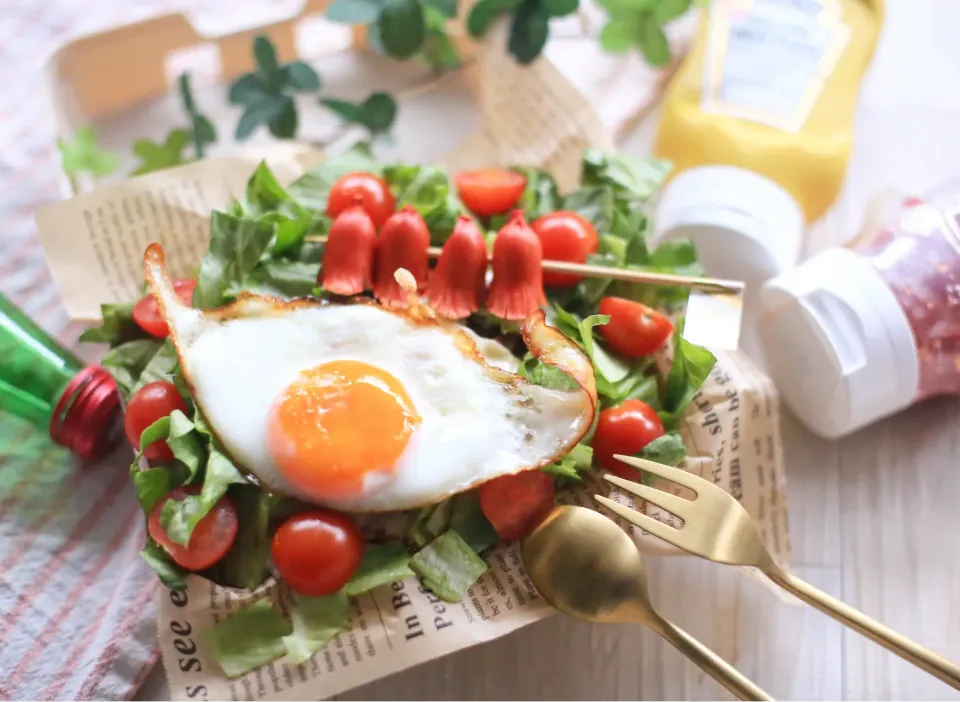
34,19,791,702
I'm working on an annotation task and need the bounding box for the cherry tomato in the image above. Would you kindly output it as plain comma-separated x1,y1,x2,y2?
479,470,555,541
327,172,395,228
598,296,674,358
454,169,526,217
149,485,239,570
133,279,197,338
124,381,189,460
592,400,665,478
272,511,364,596
531,211,599,287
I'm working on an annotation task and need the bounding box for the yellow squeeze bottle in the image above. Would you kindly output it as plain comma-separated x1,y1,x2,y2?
652,0,884,284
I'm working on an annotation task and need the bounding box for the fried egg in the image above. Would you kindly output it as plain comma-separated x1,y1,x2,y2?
143,244,597,512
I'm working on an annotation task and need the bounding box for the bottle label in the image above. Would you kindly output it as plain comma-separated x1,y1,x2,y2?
701,0,850,132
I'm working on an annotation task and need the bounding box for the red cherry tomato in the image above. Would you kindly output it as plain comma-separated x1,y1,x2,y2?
327,172,395,228
149,485,238,570
598,296,674,358
454,168,526,217
531,211,599,287
272,511,364,596
479,470,555,541
133,279,196,338
125,381,189,460
592,400,665,478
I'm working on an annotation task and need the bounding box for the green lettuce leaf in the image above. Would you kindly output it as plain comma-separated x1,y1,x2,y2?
245,160,292,213
542,442,593,483
206,599,292,678
393,166,465,244
343,541,414,596
226,259,318,299
78,302,146,346
595,361,657,408
141,539,189,591
287,142,382,212
166,410,207,479
659,320,716,428
636,432,687,467
131,466,172,514
448,492,498,553
100,339,163,397
131,340,180,393
410,530,488,603
193,211,277,309
205,487,282,591
581,148,671,199
514,167,560,220
161,446,247,546
283,592,350,664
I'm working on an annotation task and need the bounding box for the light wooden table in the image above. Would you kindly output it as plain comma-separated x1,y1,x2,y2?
134,1,960,698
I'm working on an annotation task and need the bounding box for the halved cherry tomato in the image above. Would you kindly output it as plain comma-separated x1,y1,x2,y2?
125,381,189,460
272,510,364,596
479,470,555,541
531,211,599,287
149,485,238,570
327,172,395,228
598,296,674,358
454,168,526,217
592,400,665,478
133,279,196,338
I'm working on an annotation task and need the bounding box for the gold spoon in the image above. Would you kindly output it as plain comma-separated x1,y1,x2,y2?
522,505,773,701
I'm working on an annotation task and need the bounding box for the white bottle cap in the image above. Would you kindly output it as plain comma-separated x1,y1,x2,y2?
758,248,919,438
653,165,804,287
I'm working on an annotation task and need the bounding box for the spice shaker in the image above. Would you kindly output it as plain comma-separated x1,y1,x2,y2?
0,293,122,458
758,189,960,438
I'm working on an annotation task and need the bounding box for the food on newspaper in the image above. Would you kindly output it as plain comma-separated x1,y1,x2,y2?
81,146,717,676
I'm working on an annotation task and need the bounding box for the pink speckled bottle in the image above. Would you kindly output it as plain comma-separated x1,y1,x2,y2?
758,190,960,438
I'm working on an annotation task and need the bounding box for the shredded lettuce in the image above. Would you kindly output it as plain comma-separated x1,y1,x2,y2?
283,592,350,664
343,541,414,596
409,530,488,603
206,599,292,678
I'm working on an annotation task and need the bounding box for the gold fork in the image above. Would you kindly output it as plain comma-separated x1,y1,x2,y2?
596,455,960,691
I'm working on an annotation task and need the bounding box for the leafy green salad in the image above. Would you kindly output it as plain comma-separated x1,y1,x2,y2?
82,143,716,676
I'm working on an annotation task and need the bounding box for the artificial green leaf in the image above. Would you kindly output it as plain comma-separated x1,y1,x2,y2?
541,0,578,17
228,73,267,105
652,0,691,23
268,96,299,139
131,129,191,175
424,0,459,17
57,126,117,177
660,319,716,427
283,592,350,664
344,541,414,596
100,339,164,397
636,432,687,466
206,599,292,678
599,18,635,53
638,19,670,67
193,211,278,308
378,0,427,59
321,92,398,136
282,61,322,91
235,94,286,140
253,34,282,82
78,302,144,346
141,539,189,591
178,73,217,158
410,530,488,602
327,0,383,23
466,0,523,37
419,17,462,71
508,0,549,64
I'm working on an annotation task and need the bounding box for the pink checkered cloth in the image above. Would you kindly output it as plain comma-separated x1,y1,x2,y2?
0,1,234,699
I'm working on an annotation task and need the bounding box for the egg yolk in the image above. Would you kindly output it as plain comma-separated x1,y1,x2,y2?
267,360,421,500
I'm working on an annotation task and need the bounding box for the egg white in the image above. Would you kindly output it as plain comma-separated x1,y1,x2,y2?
168,303,590,512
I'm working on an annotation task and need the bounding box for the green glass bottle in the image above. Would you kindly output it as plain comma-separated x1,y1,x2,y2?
0,293,121,459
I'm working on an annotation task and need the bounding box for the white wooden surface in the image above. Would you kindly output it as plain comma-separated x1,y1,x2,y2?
138,1,960,698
